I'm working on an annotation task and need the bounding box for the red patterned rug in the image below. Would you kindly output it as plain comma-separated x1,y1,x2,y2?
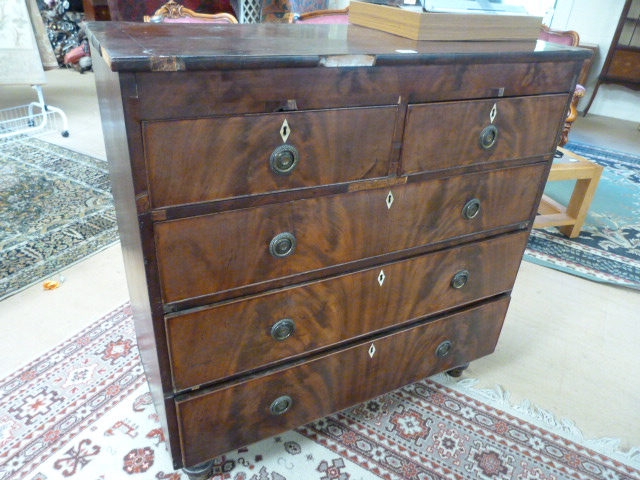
1,304,639,480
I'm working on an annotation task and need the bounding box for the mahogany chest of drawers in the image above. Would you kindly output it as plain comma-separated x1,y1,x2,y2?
87,22,589,474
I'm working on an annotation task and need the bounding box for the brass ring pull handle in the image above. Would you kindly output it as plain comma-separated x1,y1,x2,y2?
270,144,300,175
269,232,297,258
271,318,296,341
479,125,499,150
436,340,453,358
451,270,470,289
270,395,293,415
462,198,481,219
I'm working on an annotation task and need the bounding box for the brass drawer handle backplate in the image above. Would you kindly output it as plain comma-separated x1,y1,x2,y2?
451,270,470,289
270,395,293,415
462,198,481,219
271,318,296,341
270,144,300,175
269,232,297,258
479,125,499,150
436,340,453,358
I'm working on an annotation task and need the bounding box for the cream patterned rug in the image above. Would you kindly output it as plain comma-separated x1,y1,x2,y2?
1,303,639,480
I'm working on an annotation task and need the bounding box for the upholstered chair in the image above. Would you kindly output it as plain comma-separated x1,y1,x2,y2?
539,25,584,146
289,6,349,23
144,0,238,22
108,0,234,21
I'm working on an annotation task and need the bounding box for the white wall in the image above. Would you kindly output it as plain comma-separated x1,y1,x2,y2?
552,0,640,122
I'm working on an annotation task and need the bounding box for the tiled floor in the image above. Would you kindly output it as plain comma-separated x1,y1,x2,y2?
1,69,639,452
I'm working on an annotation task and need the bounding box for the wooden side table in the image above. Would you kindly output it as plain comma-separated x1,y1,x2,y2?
534,147,604,238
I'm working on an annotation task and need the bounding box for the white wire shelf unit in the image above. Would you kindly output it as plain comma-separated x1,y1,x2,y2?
0,85,69,142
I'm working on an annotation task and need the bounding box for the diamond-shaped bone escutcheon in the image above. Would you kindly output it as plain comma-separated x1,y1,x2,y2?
280,119,290,143
386,191,394,209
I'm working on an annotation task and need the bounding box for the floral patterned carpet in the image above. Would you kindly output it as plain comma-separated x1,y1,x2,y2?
0,138,118,300
1,303,639,480
526,142,640,288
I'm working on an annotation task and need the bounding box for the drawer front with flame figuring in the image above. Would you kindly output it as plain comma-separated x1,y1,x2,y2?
175,297,510,467
155,162,545,305
401,94,569,175
143,106,398,208
166,232,528,390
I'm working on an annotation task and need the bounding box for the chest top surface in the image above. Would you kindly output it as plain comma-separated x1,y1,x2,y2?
86,22,590,72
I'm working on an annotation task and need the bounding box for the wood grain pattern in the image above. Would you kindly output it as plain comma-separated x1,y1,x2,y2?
401,94,568,175
143,106,397,207
85,22,591,73
132,62,581,122
87,23,589,470
608,49,640,80
154,162,546,304
175,297,509,466
166,232,528,390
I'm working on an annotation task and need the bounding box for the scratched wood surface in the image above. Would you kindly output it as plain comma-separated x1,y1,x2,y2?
85,22,591,72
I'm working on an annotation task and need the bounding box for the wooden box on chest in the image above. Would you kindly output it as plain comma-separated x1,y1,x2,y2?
86,22,589,475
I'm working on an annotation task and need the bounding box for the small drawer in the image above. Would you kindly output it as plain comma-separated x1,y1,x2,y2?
175,297,510,467
166,232,528,390
143,106,397,208
155,162,546,304
400,94,568,175
609,49,640,79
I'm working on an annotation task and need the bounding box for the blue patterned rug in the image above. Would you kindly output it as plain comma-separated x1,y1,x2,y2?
0,137,118,301
526,141,640,289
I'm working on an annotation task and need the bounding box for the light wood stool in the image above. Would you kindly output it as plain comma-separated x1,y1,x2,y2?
534,146,604,238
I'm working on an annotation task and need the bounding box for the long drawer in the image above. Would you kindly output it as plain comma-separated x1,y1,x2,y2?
175,297,510,467
400,94,568,175
155,162,546,304
166,232,527,390
143,106,397,208
134,62,580,119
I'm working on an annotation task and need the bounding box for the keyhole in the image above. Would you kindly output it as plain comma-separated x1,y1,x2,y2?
280,119,291,142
